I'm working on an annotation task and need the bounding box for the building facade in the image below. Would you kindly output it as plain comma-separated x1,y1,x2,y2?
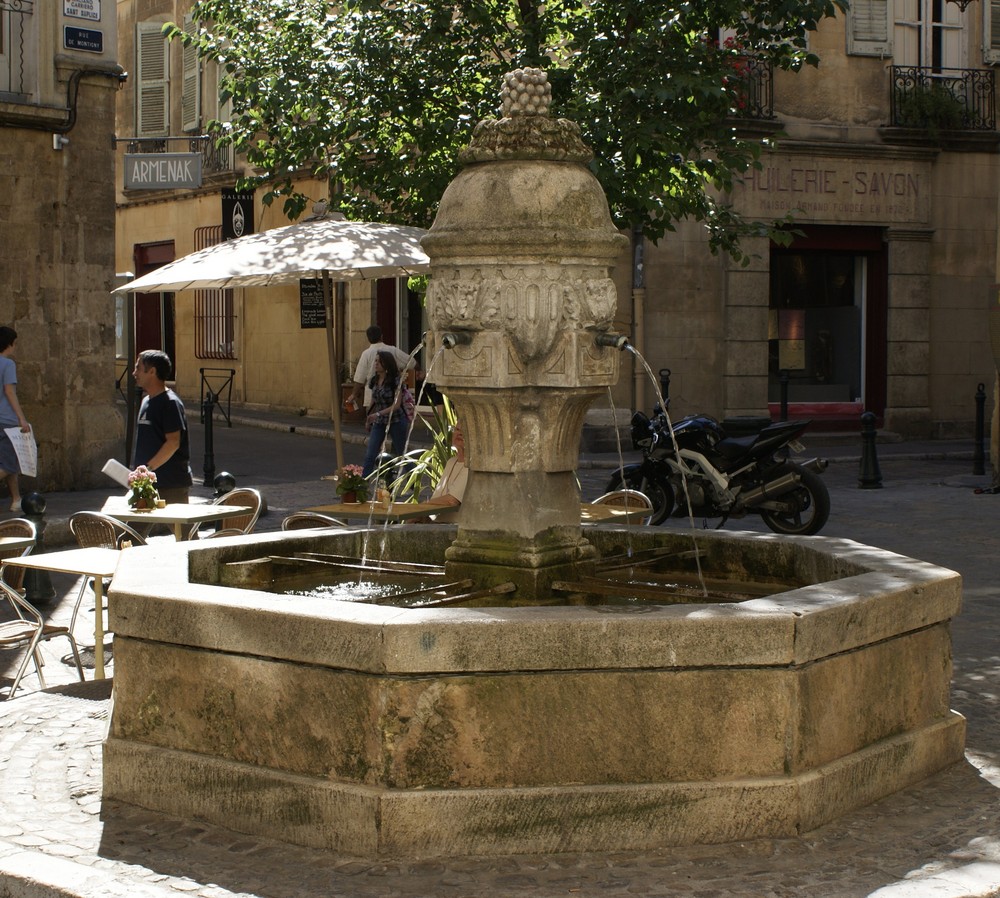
1,0,123,490
115,1,1000,448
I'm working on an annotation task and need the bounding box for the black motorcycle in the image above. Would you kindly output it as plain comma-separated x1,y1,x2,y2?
606,409,831,535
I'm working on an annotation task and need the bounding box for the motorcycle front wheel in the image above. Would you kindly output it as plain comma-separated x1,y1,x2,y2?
757,464,831,536
605,468,674,525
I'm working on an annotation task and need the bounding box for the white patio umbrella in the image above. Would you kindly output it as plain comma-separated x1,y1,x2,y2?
114,216,431,470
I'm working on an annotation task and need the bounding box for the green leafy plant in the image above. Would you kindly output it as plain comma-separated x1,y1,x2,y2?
375,396,457,502
896,83,967,138
127,466,159,509
334,464,368,500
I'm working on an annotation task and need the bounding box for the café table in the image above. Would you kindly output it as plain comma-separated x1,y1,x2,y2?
4,546,122,679
101,498,254,541
305,501,443,523
0,535,35,553
306,501,651,525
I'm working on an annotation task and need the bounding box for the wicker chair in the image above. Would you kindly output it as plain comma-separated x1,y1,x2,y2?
0,517,36,592
67,511,147,640
281,511,346,531
590,489,654,524
0,578,85,699
190,488,263,539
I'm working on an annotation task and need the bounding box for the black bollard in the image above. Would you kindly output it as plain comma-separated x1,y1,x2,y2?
658,368,671,408
202,390,218,487
213,471,236,498
779,369,790,422
973,382,986,476
858,411,883,489
20,492,55,603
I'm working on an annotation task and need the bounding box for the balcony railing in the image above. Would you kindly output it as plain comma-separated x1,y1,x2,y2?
0,0,33,100
125,135,234,175
732,56,775,120
891,65,996,132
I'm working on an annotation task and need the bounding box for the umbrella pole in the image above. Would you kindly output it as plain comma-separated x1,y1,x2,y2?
323,272,346,471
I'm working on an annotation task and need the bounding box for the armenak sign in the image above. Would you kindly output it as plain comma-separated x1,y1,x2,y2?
124,153,203,190
735,155,930,225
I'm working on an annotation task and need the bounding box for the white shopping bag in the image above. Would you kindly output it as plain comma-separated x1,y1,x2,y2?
4,425,37,478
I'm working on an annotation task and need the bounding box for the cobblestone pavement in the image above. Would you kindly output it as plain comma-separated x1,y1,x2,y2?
2,418,1000,897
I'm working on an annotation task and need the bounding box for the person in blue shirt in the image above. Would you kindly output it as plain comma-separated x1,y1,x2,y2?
0,326,31,513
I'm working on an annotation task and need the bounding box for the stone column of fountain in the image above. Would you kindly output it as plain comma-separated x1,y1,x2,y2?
421,68,628,599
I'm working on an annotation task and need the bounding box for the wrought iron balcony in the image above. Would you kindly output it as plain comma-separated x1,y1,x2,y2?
0,0,33,101
891,65,996,132
731,56,775,120
124,135,234,175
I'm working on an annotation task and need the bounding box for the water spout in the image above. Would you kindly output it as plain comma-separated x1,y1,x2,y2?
595,332,630,350
441,331,473,349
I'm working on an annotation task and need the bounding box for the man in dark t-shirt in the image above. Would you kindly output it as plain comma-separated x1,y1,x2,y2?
132,350,194,503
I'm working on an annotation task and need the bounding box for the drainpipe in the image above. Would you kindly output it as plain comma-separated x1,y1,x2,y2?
0,63,127,132
631,224,646,414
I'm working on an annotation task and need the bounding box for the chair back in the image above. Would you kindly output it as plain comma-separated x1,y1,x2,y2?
0,518,36,591
207,488,263,537
591,489,654,522
281,512,345,531
70,511,147,550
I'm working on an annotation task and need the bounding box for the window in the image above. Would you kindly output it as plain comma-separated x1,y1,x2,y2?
136,21,169,137
0,0,34,99
983,0,1000,63
181,13,201,133
895,0,965,70
847,0,892,56
193,226,237,360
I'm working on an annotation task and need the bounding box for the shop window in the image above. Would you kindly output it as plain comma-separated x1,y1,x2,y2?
768,252,865,404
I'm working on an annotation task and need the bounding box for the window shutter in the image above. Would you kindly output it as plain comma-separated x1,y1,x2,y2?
984,0,1000,64
136,22,169,137
181,14,201,132
847,0,892,57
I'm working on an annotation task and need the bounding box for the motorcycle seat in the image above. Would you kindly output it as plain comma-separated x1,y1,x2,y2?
714,436,758,461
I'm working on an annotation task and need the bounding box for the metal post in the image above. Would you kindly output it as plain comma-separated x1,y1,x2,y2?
779,370,790,422
202,390,217,487
21,492,55,603
858,411,883,489
973,382,986,476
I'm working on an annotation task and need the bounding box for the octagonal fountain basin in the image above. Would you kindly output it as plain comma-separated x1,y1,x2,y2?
103,526,964,858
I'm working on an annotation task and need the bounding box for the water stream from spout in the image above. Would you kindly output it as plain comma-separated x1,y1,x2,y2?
356,342,449,581
624,345,707,596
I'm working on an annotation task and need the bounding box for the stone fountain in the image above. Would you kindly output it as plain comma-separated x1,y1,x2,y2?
102,71,965,857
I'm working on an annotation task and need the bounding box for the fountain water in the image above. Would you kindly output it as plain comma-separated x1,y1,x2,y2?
102,70,965,858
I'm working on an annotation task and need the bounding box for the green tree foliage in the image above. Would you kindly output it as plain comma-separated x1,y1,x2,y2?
170,0,846,258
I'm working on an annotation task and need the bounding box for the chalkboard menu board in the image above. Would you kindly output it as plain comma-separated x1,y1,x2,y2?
299,279,327,329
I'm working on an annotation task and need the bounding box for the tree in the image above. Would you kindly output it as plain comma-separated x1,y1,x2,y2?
172,0,847,259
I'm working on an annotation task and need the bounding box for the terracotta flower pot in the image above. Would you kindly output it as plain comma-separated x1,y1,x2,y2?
341,491,358,504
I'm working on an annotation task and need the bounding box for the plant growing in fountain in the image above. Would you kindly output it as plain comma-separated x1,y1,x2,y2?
334,464,368,502
127,466,159,509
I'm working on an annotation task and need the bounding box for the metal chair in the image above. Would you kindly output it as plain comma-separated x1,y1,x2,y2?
190,488,263,539
67,511,147,640
0,577,85,699
590,489,654,524
0,517,37,592
281,511,346,531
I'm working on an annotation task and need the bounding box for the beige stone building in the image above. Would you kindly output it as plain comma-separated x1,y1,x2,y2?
115,1,1000,446
1,0,123,490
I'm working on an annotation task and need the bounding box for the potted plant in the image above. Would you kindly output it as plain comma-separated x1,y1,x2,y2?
127,465,160,510
334,464,368,503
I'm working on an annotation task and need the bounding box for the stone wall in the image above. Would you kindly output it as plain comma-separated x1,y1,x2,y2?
1,69,123,490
